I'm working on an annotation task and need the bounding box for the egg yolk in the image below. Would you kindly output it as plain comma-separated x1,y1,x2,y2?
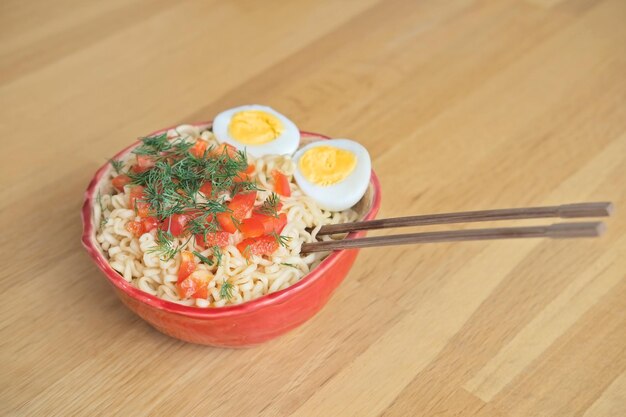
228,110,284,145
299,146,357,186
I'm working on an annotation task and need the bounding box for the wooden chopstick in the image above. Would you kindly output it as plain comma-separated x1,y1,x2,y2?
300,222,606,253
316,202,613,236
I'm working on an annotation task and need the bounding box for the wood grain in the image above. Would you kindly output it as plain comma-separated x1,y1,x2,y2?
1,0,625,415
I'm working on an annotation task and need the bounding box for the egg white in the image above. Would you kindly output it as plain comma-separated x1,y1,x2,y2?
212,105,300,158
293,139,371,212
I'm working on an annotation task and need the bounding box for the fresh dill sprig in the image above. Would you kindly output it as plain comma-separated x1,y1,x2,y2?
169,137,195,157
192,251,213,266
231,180,261,195
109,159,124,174
112,130,266,261
148,229,179,261
127,134,251,223
212,245,223,266
96,191,107,228
272,232,291,248
219,280,234,300
132,132,170,156
187,213,220,239
141,162,187,219
257,192,281,218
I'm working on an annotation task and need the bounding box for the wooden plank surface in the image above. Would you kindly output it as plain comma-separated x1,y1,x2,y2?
1,0,625,415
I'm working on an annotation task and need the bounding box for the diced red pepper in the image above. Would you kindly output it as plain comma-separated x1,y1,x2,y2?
176,270,210,299
128,186,151,217
244,164,255,175
131,154,156,173
266,212,288,234
237,234,279,258
125,220,144,237
272,170,291,197
195,231,231,248
193,285,209,299
199,182,213,197
210,143,239,159
241,212,287,237
160,213,191,237
233,172,251,184
217,192,257,233
112,174,131,192
129,186,144,209
177,251,196,283
190,140,208,158
136,203,151,218
239,217,265,238
142,216,159,232
217,214,237,234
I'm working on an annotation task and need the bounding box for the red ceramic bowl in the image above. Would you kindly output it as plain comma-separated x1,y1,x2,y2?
81,122,381,347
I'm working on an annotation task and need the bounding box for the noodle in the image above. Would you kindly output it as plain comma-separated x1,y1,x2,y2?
95,126,358,307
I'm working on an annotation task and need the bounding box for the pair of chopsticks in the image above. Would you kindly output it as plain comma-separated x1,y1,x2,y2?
300,202,613,253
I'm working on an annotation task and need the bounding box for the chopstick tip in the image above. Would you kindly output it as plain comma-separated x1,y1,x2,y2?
595,221,607,236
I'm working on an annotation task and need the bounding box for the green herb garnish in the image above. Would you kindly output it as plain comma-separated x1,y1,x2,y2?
112,131,262,261
220,280,234,300
109,159,124,174
148,229,179,261
272,232,291,248
192,251,214,266
96,191,107,228
257,192,281,218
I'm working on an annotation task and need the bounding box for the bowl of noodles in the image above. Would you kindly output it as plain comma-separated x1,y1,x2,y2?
81,120,380,347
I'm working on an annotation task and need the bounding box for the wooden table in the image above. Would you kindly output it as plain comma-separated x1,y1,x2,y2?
2,0,625,415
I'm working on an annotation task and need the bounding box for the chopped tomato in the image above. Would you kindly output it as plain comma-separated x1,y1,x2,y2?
244,164,255,175
193,285,209,299
112,174,131,192
217,192,257,233
240,212,287,237
233,165,256,184
142,216,159,232
209,143,239,159
125,220,144,237
199,182,213,196
237,234,279,258
180,271,211,299
176,270,211,299
266,212,288,234
160,213,191,237
177,251,196,283
195,231,230,248
239,217,265,238
131,154,156,173
128,186,151,217
217,213,237,233
128,186,144,208
136,203,151,217
177,278,195,299
272,170,291,197
233,172,251,184
189,140,208,158
230,192,257,217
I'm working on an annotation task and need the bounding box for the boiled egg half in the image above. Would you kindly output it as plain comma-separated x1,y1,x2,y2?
293,139,371,211
212,105,300,158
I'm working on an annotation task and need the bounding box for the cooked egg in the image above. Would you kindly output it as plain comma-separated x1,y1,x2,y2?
293,139,371,211
212,105,300,158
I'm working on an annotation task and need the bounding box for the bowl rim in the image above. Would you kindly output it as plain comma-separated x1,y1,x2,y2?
81,122,382,319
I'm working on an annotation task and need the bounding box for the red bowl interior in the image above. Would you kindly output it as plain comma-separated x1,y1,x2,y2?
81,123,381,347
